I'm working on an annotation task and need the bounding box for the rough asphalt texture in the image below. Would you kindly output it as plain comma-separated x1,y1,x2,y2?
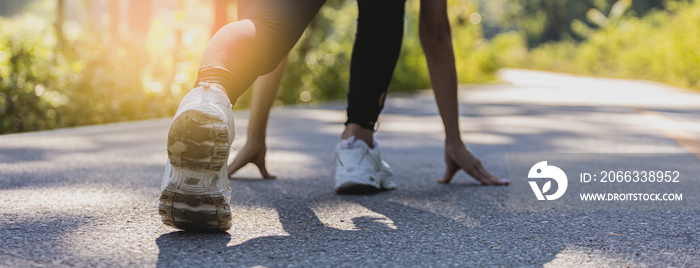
1,70,699,267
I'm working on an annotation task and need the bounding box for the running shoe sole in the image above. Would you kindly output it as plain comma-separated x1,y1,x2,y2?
158,110,232,232
335,184,381,195
335,175,381,195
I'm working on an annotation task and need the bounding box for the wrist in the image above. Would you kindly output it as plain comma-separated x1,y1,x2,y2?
445,136,463,146
244,137,266,147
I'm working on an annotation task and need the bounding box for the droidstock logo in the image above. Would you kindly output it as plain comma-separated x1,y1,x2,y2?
528,161,568,201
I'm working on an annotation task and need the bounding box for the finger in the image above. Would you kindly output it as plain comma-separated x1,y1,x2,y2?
228,156,248,177
473,163,510,185
459,160,495,185
480,165,509,185
473,162,509,186
253,156,276,179
257,164,277,179
489,175,510,185
437,156,460,184
250,149,276,179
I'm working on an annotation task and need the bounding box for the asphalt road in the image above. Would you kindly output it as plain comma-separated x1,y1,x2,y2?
1,69,700,267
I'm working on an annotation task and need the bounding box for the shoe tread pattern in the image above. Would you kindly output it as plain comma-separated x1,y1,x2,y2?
161,109,232,231
167,110,229,171
158,189,232,231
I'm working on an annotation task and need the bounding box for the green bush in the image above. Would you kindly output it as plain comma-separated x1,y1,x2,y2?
391,0,506,91
278,0,508,101
1,0,509,134
515,0,700,90
0,16,185,134
272,0,358,107
0,16,73,133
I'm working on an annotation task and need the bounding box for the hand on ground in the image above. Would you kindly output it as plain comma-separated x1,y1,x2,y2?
438,143,509,185
228,143,277,179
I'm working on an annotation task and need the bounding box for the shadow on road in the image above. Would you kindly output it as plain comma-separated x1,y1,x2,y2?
4,84,700,266
155,181,566,267
154,95,700,266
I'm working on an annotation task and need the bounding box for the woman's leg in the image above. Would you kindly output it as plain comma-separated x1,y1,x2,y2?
228,57,287,179
343,0,407,145
335,0,407,194
229,0,407,181
160,0,325,231
196,0,325,103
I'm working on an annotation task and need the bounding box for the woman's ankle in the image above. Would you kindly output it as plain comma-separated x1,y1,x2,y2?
342,123,374,147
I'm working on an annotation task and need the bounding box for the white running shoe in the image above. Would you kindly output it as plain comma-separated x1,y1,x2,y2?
334,137,396,194
158,82,235,231
378,158,396,190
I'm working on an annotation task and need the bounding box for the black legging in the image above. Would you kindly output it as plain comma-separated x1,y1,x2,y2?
196,0,406,131
347,0,406,130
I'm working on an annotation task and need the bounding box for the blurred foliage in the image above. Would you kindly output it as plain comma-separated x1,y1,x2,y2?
3,0,698,134
270,0,357,108
391,0,500,91
502,0,668,47
517,0,700,90
1,0,513,133
276,0,505,108
0,14,196,134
